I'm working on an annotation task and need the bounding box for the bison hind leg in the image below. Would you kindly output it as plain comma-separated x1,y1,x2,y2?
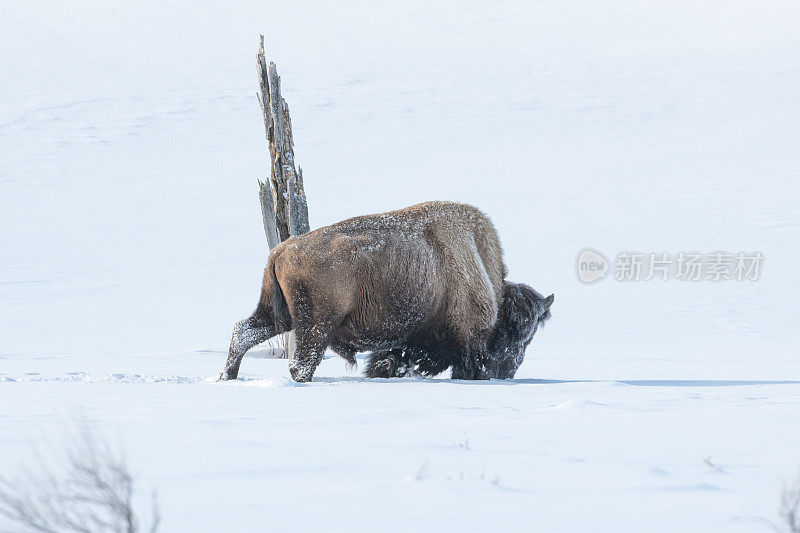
221,311,279,380
287,284,346,383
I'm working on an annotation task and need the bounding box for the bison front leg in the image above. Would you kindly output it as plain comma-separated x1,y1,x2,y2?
364,348,412,378
451,344,491,380
221,313,276,380
451,359,482,380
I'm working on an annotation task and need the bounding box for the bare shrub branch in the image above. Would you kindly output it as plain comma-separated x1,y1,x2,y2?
780,474,800,533
0,426,159,533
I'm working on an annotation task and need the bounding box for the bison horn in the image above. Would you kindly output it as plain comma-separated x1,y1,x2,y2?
543,294,554,309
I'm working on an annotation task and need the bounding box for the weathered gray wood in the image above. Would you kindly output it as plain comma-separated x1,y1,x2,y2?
257,35,309,244
258,179,281,250
255,35,311,358
288,167,310,236
266,63,291,242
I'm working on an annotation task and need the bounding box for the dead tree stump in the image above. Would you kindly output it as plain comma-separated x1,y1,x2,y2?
256,35,310,357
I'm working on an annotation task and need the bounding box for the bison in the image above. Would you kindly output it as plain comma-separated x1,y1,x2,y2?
221,201,553,382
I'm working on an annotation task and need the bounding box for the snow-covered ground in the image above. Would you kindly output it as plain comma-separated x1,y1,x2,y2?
2,1,799,531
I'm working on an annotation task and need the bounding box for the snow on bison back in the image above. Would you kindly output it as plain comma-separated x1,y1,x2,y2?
221,201,553,382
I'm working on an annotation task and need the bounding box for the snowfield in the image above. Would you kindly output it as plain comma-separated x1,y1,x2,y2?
4,354,800,532
2,0,799,531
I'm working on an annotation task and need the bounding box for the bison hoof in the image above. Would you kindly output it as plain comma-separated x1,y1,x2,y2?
219,370,237,381
365,359,396,378
289,362,314,383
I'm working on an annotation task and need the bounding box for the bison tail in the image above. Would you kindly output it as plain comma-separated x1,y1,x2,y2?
256,256,291,333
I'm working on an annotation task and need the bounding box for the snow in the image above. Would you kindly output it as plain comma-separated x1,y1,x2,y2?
1,0,799,531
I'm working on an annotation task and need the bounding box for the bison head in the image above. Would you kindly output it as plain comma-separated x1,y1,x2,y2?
487,282,553,379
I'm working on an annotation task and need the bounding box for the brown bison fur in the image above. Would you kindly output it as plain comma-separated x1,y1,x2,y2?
221,201,553,382
364,282,552,379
